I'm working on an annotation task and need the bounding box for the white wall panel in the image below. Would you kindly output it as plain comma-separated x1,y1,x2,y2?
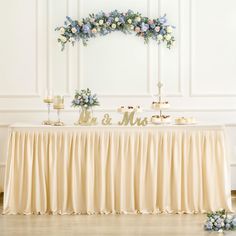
190,0,236,96
48,0,69,95
0,0,38,97
0,0,236,189
159,0,181,96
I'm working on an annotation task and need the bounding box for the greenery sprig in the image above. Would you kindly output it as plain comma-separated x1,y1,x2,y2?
56,9,175,50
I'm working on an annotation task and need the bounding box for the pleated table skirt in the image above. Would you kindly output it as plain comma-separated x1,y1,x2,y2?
3,124,232,215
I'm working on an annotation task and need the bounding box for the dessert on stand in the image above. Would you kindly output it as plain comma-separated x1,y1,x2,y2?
151,82,171,124
175,117,196,125
117,106,142,113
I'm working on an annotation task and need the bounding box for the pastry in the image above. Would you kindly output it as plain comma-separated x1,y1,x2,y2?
117,106,142,113
175,117,196,125
151,115,171,124
152,101,170,109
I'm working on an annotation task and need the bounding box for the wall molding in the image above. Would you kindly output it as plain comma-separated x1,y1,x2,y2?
189,0,236,98
158,0,182,97
0,0,40,98
76,0,183,97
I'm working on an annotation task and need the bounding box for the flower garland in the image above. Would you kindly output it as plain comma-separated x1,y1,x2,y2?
204,209,236,232
56,10,175,50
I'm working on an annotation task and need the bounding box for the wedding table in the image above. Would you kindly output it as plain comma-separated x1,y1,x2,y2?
3,124,232,215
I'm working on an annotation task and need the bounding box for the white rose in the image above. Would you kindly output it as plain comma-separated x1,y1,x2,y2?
77,21,83,26
111,23,116,29
165,34,172,41
115,17,119,22
127,19,132,24
59,27,65,34
70,37,75,42
60,35,67,43
167,26,173,33
157,34,163,41
99,19,104,25
71,27,77,33
136,17,141,22
130,25,134,30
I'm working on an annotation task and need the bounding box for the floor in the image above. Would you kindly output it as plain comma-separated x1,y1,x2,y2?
0,193,235,236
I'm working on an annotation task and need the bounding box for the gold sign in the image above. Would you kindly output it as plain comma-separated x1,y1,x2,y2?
118,112,148,126
76,109,97,126
102,113,112,125
75,111,149,126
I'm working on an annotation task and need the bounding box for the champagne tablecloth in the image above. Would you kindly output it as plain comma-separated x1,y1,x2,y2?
3,124,232,214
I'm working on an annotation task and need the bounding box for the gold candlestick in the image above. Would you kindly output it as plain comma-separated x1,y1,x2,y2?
42,90,54,125
157,81,163,117
53,95,65,126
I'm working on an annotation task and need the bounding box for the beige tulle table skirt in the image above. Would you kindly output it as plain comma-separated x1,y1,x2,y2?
3,125,232,215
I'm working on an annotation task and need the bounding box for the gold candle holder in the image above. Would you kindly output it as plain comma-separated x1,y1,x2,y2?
42,91,54,125
53,95,65,126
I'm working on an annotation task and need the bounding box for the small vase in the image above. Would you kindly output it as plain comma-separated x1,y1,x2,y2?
76,107,93,125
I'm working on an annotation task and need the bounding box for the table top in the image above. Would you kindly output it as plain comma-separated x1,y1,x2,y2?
8,123,226,130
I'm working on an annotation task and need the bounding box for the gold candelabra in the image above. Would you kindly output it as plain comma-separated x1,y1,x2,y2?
42,91,53,125
53,95,65,126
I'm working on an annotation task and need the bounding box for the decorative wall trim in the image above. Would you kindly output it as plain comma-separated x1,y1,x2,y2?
189,0,236,97
76,0,159,97
0,0,40,98
158,0,182,97
47,0,72,97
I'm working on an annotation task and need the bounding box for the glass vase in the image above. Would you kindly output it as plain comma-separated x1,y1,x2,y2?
75,107,93,125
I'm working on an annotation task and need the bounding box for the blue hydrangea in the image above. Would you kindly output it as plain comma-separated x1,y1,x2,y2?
72,88,99,109
56,10,175,50
204,210,236,233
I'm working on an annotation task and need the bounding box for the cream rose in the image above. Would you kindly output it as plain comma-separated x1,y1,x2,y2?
71,27,77,33
135,27,141,33
92,28,97,33
60,35,67,43
77,21,83,26
136,16,141,22
127,19,132,24
165,34,172,41
167,26,173,33
111,23,116,29
115,17,119,22
99,19,104,25
59,27,65,34
157,34,163,41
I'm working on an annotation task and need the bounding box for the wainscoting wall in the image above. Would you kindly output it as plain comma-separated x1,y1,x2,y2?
0,0,236,189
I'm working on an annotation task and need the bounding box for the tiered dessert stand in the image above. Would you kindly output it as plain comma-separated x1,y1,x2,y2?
151,82,171,124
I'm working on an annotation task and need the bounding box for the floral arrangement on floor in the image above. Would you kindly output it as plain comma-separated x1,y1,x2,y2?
55,9,175,50
72,88,99,109
204,209,236,232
